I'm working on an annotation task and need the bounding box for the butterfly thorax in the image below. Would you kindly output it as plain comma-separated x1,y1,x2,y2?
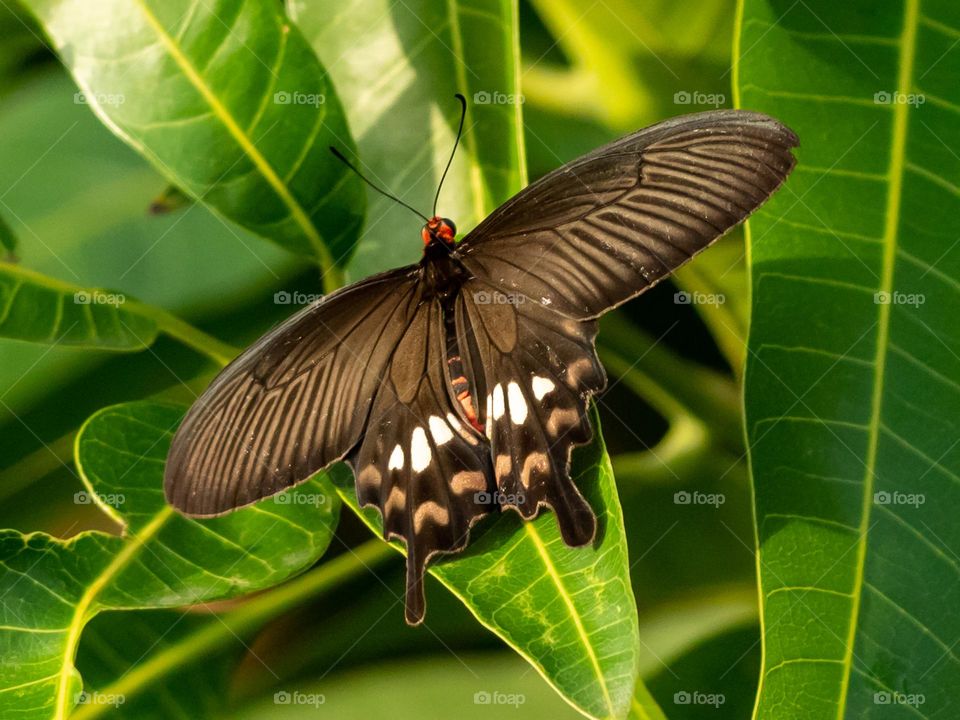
421,217,468,300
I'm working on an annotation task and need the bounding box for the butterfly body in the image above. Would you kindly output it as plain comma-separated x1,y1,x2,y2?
164,110,799,624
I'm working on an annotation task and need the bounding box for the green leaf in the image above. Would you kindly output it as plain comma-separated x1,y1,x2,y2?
334,408,642,720
0,264,157,350
289,0,527,278
21,0,365,273
0,401,340,720
737,0,960,716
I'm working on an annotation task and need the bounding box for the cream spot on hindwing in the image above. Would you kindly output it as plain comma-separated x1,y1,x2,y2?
414,500,450,531
446,412,463,433
531,375,556,400
492,383,505,420
410,427,432,472
388,444,404,470
450,470,486,495
507,381,527,424
428,415,453,445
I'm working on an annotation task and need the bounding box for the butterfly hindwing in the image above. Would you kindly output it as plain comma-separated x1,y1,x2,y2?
456,279,606,547
350,293,493,624
457,110,799,319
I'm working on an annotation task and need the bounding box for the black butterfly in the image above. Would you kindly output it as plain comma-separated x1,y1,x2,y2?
164,106,798,624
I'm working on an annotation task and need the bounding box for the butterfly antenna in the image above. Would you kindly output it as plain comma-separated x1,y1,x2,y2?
329,146,429,222
433,93,467,218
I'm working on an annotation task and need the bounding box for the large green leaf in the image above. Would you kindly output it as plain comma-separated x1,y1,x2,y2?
738,0,960,717
335,409,641,720
0,263,157,350
21,0,365,272
289,0,527,278
0,402,340,720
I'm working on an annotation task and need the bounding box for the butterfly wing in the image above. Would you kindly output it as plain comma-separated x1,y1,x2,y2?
454,280,605,548
448,109,798,549
456,109,799,319
164,266,422,516
349,291,493,624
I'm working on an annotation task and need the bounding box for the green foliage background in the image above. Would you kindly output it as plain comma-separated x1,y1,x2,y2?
0,0,956,718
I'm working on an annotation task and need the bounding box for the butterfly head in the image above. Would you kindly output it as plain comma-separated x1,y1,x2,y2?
422,216,457,246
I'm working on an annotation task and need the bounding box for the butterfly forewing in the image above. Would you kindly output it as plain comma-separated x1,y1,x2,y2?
457,110,798,319
164,266,421,516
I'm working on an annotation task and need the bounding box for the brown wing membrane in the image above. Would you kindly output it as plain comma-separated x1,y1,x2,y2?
349,294,492,624
455,279,606,548
456,110,798,319
164,266,421,516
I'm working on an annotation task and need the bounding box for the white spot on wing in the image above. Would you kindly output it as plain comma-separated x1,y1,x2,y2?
507,381,527,424
388,444,404,470
531,375,556,400
429,415,453,445
410,427,432,472
446,412,463,433
492,383,505,420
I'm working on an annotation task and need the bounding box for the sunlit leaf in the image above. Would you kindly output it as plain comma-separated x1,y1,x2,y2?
21,0,365,271
738,1,960,716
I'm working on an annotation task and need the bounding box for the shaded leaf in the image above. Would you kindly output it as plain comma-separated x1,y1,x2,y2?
0,402,340,720
21,0,365,269
738,1,960,716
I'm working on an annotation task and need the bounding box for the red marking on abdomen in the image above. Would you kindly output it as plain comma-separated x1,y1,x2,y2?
447,355,484,433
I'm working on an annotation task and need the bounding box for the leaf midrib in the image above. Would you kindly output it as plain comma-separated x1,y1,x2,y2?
131,0,334,271
837,0,918,716
53,506,174,720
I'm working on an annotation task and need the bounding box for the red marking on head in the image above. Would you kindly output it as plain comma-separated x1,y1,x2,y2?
423,216,457,246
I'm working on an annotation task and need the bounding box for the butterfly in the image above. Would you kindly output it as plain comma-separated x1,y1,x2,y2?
164,102,798,624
